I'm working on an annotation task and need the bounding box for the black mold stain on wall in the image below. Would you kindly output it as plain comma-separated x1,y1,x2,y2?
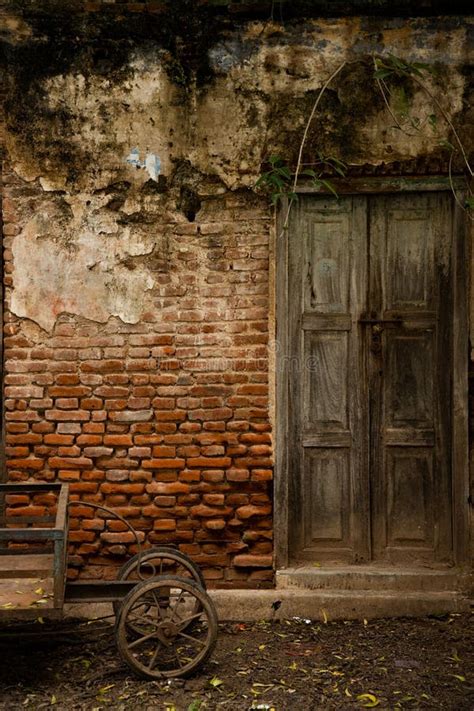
1,3,472,186
1,1,229,183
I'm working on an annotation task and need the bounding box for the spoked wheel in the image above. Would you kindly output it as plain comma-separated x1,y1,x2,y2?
113,547,206,623
115,576,218,679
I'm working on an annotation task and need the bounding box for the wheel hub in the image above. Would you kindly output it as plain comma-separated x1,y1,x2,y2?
156,620,178,646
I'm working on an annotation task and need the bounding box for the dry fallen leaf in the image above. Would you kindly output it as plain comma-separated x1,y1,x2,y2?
357,693,380,708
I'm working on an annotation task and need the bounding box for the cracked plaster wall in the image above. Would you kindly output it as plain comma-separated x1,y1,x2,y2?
2,14,473,332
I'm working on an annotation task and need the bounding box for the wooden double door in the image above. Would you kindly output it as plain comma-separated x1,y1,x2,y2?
287,191,458,565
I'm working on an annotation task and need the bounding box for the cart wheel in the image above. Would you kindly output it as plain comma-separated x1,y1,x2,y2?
115,576,218,679
113,547,206,620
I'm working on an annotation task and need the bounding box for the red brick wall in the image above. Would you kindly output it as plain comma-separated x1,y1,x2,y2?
1,165,274,588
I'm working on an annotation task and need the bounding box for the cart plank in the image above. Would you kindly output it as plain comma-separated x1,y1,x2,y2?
0,554,54,579
0,576,56,620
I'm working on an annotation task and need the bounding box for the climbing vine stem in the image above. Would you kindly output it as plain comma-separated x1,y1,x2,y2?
281,60,348,233
373,53,473,215
256,61,348,239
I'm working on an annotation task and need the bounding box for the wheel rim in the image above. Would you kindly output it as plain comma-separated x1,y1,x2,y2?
116,577,218,679
113,548,205,628
116,547,205,586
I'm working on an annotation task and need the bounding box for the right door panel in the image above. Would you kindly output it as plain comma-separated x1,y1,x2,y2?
368,192,453,564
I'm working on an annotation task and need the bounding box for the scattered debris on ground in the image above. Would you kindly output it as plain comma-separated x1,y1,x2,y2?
0,612,472,710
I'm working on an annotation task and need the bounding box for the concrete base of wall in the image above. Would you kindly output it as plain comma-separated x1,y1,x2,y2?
210,588,471,622
65,586,472,623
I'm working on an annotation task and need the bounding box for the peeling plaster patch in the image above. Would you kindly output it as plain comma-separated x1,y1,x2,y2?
126,147,142,168
126,148,161,181
11,205,157,332
145,153,161,182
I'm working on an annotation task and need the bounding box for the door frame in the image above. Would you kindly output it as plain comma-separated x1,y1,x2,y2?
274,177,470,569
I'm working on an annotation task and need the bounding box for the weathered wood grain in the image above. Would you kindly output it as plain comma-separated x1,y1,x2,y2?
282,189,468,567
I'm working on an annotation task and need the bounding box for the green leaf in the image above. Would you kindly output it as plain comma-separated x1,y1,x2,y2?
374,69,393,80
387,54,405,70
209,676,224,688
465,196,474,210
318,179,339,198
331,163,347,177
411,61,435,76
428,113,437,130
269,154,283,166
278,165,292,179
393,86,410,117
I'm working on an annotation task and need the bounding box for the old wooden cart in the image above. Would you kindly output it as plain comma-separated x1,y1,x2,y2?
0,481,218,679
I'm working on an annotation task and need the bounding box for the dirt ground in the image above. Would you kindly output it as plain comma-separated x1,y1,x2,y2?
0,612,472,710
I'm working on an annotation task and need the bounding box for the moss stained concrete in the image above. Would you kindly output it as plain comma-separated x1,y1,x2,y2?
1,11,472,330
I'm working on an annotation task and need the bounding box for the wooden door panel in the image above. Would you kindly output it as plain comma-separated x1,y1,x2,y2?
304,215,350,313
303,332,349,431
370,192,452,563
304,450,350,548
288,196,368,562
386,330,435,428
386,209,435,310
386,449,434,548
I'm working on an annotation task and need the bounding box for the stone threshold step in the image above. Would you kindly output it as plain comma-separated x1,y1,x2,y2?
276,566,473,593
210,588,471,621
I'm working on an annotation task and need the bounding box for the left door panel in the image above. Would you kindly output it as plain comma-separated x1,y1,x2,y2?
288,195,369,563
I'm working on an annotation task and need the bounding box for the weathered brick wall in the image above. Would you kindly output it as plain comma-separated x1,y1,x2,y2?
2,164,274,587
2,6,472,582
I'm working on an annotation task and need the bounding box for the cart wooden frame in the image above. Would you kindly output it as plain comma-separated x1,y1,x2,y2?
0,482,218,679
